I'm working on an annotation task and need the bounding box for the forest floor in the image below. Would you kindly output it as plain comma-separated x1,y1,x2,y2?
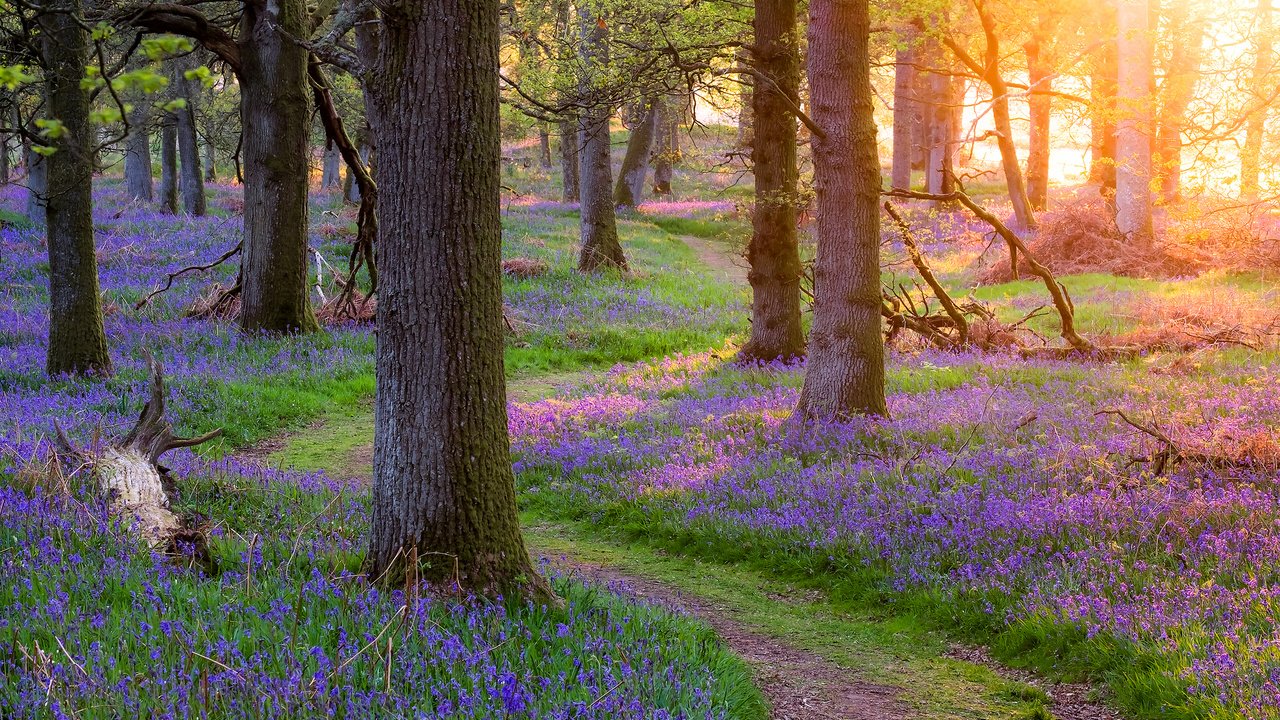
253,230,1121,720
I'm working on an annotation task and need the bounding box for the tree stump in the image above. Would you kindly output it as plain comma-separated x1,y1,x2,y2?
54,356,221,556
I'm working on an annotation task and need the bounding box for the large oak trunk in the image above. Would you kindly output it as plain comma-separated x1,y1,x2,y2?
796,0,886,419
362,1,549,598
41,0,111,378
739,0,805,363
237,0,318,334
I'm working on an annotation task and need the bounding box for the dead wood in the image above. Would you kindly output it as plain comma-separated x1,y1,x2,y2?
52,356,221,560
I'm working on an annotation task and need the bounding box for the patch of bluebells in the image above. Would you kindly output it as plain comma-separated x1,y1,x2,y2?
510,350,1280,717
0,182,743,718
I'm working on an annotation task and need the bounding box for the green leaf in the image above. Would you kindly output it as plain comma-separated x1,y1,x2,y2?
30,145,56,157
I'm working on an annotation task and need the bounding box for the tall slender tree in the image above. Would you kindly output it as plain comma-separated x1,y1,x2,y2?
40,0,111,377
123,100,153,202
739,0,804,363
360,0,551,599
1241,0,1274,199
1115,0,1154,243
174,55,206,216
795,0,886,419
158,114,178,213
576,1,626,271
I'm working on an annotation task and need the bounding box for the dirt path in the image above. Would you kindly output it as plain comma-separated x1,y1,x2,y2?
544,554,909,720
678,234,749,284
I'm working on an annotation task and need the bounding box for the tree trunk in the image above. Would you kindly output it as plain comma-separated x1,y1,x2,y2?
24,144,46,223
891,37,916,190
538,125,553,169
124,101,153,202
0,134,9,185
796,0,886,419
1155,2,1204,204
321,139,342,189
361,0,550,599
175,57,206,216
238,0,318,333
40,0,111,378
558,119,579,202
576,4,626,272
1242,0,1273,199
614,98,657,208
926,66,957,196
740,0,805,363
1024,35,1051,211
159,116,178,214
204,137,216,181
1089,30,1118,196
736,47,754,151
651,98,679,196
1115,0,1154,243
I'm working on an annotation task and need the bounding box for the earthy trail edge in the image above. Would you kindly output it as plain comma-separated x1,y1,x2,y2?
540,553,909,720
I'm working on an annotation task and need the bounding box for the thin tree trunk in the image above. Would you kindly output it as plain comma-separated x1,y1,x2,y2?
926,64,956,196
576,3,625,272
159,116,178,214
1089,29,1118,196
740,0,804,363
123,101,153,202
1155,2,1204,204
40,0,111,377
558,120,579,202
361,0,550,599
321,139,342,189
614,98,657,208
238,0,318,333
1242,0,1273,199
0,134,9,185
204,137,216,181
24,144,46,223
796,0,886,419
1024,34,1051,211
651,97,678,196
1115,0,1154,243
538,124,553,169
891,36,916,189
175,57,206,216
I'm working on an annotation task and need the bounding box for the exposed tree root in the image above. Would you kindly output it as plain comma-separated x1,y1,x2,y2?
52,356,221,566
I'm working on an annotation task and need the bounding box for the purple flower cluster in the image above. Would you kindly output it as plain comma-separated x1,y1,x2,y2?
510,349,1280,717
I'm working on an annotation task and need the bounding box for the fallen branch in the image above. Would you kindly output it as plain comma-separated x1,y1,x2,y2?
135,243,242,310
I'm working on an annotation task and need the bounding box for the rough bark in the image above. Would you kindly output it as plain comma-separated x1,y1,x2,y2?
558,119,580,202
613,98,657,208
891,37,917,190
40,0,112,378
238,0,318,333
174,57,206,216
159,115,178,214
925,65,957,196
576,3,626,272
1241,0,1273,199
1154,3,1204,203
739,0,805,363
123,101,153,202
24,144,46,223
54,358,220,552
796,0,887,419
1115,0,1154,244
361,0,550,599
1024,34,1051,210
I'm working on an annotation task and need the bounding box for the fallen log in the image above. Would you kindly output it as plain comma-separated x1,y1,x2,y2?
54,356,221,555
